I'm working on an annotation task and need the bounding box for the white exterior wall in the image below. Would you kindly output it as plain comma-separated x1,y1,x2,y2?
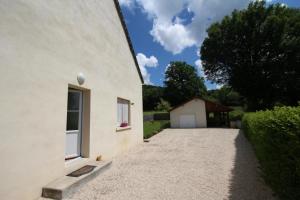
0,1,143,200
170,99,207,128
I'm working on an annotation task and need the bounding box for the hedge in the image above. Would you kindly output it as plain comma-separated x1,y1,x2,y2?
242,106,300,200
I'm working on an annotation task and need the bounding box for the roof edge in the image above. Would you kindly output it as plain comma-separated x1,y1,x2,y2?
169,97,233,112
113,0,144,84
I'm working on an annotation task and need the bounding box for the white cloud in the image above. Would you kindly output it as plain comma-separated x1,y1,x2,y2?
195,59,202,69
126,0,251,54
136,0,185,22
195,59,206,79
174,16,185,24
150,22,196,54
280,3,288,7
136,0,194,54
196,49,200,57
136,53,158,84
187,0,251,50
216,84,224,89
165,64,170,72
119,0,135,8
136,53,158,68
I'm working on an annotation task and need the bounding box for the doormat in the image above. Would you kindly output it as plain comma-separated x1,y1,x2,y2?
67,165,97,177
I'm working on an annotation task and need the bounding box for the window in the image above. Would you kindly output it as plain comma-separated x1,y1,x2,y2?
117,98,130,127
66,90,82,131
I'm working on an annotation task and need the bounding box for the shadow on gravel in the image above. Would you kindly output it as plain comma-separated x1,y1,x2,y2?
228,130,276,200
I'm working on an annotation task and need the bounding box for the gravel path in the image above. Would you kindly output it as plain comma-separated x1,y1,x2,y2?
65,128,275,200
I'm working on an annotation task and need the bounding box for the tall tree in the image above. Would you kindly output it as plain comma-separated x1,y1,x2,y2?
208,86,244,106
164,61,207,106
200,0,300,110
142,85,164,111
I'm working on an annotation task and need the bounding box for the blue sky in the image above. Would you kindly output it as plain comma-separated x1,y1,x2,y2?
119,0,300,89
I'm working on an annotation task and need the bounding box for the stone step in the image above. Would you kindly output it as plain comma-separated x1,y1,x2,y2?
42,160,112,200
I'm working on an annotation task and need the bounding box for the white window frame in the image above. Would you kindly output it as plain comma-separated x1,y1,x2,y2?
117,98,130,127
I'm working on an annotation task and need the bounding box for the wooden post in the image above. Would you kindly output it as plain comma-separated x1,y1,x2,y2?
226,112,230,127
206,112,209,127
221,112,225,126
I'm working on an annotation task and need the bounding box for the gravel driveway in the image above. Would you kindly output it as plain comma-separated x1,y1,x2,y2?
66,128,275,200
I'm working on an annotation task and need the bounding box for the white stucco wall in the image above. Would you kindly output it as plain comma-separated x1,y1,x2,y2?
0,1,143,199
170,99,207,128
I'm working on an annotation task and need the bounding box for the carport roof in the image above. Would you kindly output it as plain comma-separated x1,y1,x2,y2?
205,100,233,112
170,97,233,113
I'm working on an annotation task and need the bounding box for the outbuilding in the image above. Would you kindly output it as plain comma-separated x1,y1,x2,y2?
170,98,233,128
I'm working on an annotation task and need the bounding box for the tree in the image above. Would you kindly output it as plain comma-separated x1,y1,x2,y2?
164,61,207,106
155,98,171,111
200,0,300,110
207,86,244,106
142,85,164,111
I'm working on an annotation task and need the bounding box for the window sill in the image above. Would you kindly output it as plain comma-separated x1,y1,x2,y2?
116,126,132,132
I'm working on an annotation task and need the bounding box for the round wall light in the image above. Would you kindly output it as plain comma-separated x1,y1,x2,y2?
77,73,85,85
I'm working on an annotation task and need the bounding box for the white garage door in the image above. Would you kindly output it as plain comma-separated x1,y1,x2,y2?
179,114,196,128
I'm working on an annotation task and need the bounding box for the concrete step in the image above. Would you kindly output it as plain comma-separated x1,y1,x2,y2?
42,160,112,200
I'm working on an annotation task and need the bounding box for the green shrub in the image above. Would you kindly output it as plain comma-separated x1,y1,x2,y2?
242,106,300,200
229,109,244,121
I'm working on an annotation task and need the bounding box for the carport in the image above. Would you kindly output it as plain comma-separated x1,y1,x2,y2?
170,98,233,128
205,100,233,127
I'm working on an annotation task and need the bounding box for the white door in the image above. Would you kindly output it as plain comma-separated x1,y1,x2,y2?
65,89,82,159
179,114,196,128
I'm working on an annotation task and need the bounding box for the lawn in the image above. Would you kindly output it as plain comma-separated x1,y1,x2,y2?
143,110,168,116
144,120,170,139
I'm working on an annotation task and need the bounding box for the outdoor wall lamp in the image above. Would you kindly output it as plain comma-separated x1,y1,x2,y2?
77,72,85,85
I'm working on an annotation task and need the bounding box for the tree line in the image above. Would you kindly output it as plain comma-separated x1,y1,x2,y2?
143,0,299,112
143,61,243,111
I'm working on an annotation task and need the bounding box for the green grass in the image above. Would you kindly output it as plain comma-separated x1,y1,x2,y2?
144,120,170,139
143,110,168,116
